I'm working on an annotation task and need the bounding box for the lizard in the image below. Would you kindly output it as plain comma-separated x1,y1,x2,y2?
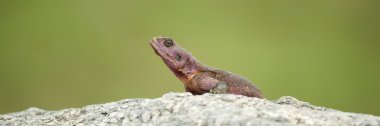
150,37,263,98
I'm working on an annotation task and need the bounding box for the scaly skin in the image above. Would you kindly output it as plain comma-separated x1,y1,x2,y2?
150,37,263,98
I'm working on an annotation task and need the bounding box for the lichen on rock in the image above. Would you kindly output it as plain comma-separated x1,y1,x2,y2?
1,92,379,126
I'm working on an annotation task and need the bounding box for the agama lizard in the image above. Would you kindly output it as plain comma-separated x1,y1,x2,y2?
150,37,263,98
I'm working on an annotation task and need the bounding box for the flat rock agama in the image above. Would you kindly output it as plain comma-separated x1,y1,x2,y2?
150,37,263,98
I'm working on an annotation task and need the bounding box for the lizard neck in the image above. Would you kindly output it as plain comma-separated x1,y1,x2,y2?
169,57,209,84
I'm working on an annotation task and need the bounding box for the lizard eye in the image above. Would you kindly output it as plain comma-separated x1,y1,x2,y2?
175,54,182,61
164,39,174,47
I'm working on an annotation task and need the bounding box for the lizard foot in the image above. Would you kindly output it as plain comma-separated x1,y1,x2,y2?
210,82,229,94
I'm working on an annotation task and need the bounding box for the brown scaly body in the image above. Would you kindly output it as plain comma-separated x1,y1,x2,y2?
150,37,263,98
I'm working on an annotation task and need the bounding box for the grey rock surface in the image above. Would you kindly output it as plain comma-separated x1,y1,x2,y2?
1,92,379,126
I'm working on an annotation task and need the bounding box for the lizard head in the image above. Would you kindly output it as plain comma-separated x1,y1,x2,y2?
150,37,198,82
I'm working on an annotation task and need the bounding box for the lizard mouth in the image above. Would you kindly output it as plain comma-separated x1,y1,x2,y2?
149,41,160,55
149,37,182,70
149,39,174,63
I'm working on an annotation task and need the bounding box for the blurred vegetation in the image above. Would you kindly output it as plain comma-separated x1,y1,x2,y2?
0,0,379,115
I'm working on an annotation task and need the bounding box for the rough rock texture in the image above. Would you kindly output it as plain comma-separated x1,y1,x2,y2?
1,93,379,126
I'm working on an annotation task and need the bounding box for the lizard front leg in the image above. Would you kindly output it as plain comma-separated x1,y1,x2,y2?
188,72,229,95
209,82,229,94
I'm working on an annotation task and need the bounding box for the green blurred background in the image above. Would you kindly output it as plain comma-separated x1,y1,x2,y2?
1,0,379,115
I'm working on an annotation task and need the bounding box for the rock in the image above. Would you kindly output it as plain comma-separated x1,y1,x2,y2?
1,92,379,126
